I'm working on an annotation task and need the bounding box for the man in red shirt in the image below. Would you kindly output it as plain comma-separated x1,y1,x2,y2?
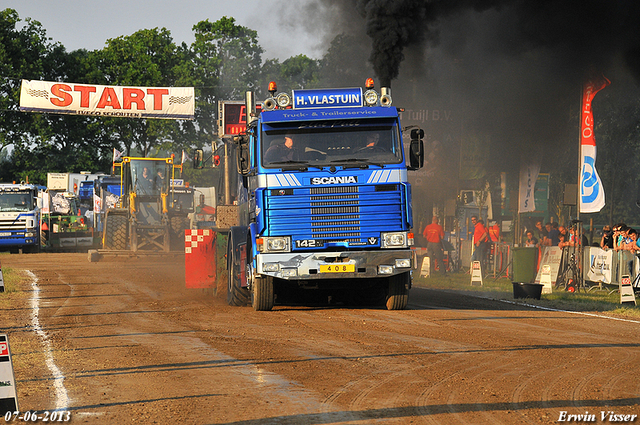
471,216,489,270
423,216,446,274
488,221,500,243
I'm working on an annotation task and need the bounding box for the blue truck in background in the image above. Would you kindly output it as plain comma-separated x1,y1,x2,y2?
0,183,41,253
221,80,424,311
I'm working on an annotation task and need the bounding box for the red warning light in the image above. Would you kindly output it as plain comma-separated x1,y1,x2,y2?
213,155,221,167
268,81,277,95
365,78,375,89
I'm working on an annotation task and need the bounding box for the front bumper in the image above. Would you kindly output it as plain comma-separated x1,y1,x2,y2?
0,235,38,246
257,249,414,280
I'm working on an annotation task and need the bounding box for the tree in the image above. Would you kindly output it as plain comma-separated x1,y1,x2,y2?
188,16,264,153
279,55,320,90
592,81,640,226
0,9,61,182
319,33,373,88
89,28,187,157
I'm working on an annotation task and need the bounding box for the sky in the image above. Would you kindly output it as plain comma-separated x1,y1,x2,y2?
3,0,330,61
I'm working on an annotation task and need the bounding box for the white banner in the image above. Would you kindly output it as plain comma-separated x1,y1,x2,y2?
93,193,102,214
20,80,194,120
579,75,609,213
585,247,612,284
518,160,540,213
534,246,562,285
580,144,605,213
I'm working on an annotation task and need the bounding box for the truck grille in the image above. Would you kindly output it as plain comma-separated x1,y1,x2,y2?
265,184,405,248
0,216,28,230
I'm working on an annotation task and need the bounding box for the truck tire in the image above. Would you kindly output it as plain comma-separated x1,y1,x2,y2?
104,214,128,250
226,232,249,306
386,272,409,310
252,276,274,311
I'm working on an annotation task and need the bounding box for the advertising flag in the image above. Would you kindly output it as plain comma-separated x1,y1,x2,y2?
518,153,541,213
181,150,191,165
112,148,123,163
580,74,610,213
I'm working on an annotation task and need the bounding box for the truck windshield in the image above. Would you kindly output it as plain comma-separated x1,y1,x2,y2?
261,119,402,168
0,192,33,212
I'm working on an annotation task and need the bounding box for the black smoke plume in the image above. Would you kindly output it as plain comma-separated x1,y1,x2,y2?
298,0,640,222
351,0,640,89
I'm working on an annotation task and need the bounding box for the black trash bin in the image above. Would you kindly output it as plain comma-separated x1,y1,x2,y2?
512,282,543,300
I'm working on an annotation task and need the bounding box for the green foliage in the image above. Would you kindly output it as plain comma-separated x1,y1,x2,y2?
591,80,640,227
318,33,373,88
0,10,373,188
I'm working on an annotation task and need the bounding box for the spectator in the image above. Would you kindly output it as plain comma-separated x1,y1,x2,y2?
600,225,614,250
422,216,446,275
557,226,569,248
489,221,501,243
471,216,489,270
548,222,560,246
614,224,629,251
558,232,568,248
623,228,639,252
534,220,548,247
624,228,640,274
524,230,538,247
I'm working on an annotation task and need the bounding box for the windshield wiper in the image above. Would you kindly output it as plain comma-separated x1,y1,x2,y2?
330,158,385,169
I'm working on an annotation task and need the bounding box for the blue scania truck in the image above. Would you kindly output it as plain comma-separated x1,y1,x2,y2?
226,80,424,310
0,183,41,253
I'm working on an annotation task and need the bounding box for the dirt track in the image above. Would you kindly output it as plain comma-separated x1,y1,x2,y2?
1,252,639,424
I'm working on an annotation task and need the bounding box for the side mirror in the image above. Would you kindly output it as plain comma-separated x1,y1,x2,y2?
410,128,424,139
234,135,251,176
408,128,424,170
193,149,204,169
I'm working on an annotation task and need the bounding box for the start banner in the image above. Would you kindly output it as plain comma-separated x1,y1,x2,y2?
20,80,194,120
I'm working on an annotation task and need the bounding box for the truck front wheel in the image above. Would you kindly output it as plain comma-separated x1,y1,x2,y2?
386,272,409,310
252,276,274,311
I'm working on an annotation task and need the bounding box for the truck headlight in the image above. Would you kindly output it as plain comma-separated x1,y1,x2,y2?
276,92,291,108
381,232,407,248
263,237,291,253
281,268,297,277
364,89,378,106
378,265,394,274
263,263,280,272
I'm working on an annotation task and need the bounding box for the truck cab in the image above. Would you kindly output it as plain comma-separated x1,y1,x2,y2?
227,80,424,310
0,184,41,253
